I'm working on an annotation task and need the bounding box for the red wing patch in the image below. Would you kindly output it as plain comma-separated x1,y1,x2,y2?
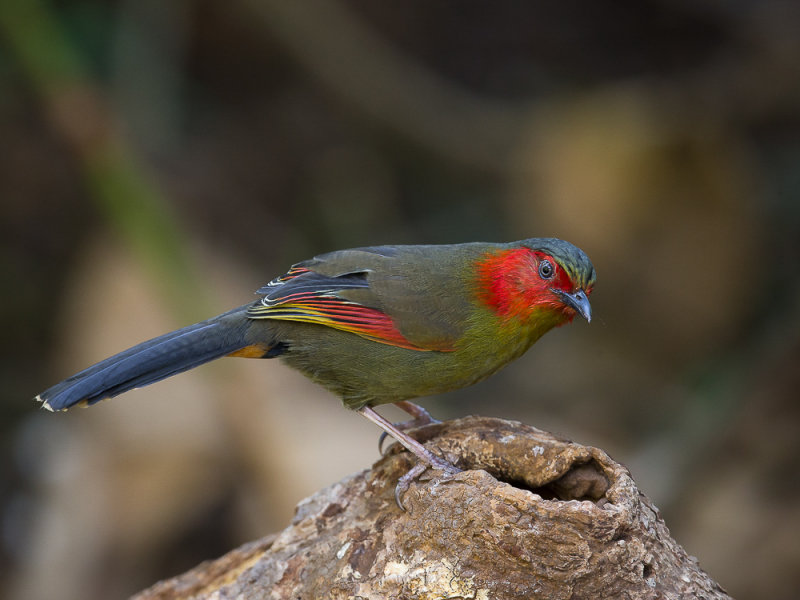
248,267,447,351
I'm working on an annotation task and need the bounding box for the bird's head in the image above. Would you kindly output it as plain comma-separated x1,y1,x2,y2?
475,238,596,327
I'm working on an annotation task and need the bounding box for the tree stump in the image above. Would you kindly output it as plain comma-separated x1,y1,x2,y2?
133,416,731,599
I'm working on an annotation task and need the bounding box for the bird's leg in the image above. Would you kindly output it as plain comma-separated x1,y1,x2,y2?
359,405,451,469
378,400,441,455
395,400,439,424
358,405,460,510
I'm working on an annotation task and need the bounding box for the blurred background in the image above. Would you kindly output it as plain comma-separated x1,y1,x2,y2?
1,0,798,598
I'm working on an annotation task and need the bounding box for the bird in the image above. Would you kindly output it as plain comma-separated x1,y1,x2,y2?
36,238,595,505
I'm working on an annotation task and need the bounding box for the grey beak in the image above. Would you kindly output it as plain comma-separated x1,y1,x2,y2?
553,289,592,322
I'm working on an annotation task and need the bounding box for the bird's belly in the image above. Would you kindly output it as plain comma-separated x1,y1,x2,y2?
275,323,535,409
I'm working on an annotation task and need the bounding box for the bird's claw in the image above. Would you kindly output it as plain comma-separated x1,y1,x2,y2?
378,431,390,455
394,462,428,510
394,456,461,511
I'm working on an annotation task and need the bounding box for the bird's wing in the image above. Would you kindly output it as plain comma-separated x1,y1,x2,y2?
247,245,480,351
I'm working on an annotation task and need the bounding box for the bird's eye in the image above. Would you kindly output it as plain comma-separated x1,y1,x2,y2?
538,259,554,279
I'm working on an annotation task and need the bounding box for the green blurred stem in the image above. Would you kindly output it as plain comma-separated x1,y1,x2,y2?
0,0,204,319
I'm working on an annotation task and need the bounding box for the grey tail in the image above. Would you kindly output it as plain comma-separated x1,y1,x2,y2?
36,308,252,412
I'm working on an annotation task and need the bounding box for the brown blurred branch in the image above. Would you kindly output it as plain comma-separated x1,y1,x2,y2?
245,0,526,173
245,0,800,177
134,417,731,599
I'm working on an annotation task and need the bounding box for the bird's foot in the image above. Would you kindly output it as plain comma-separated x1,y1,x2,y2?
378,401,441,455
357,405,460,511
394,463,429,509
394,453,461,511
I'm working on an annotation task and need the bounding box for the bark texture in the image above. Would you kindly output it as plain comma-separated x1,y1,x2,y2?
134,416,731,599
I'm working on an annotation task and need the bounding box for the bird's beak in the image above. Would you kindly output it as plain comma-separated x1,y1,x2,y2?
553,289,592,322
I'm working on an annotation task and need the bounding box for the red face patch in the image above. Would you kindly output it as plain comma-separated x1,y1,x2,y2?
475,248,581,321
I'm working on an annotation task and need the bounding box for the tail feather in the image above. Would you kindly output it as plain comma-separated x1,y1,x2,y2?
37,313,251,411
